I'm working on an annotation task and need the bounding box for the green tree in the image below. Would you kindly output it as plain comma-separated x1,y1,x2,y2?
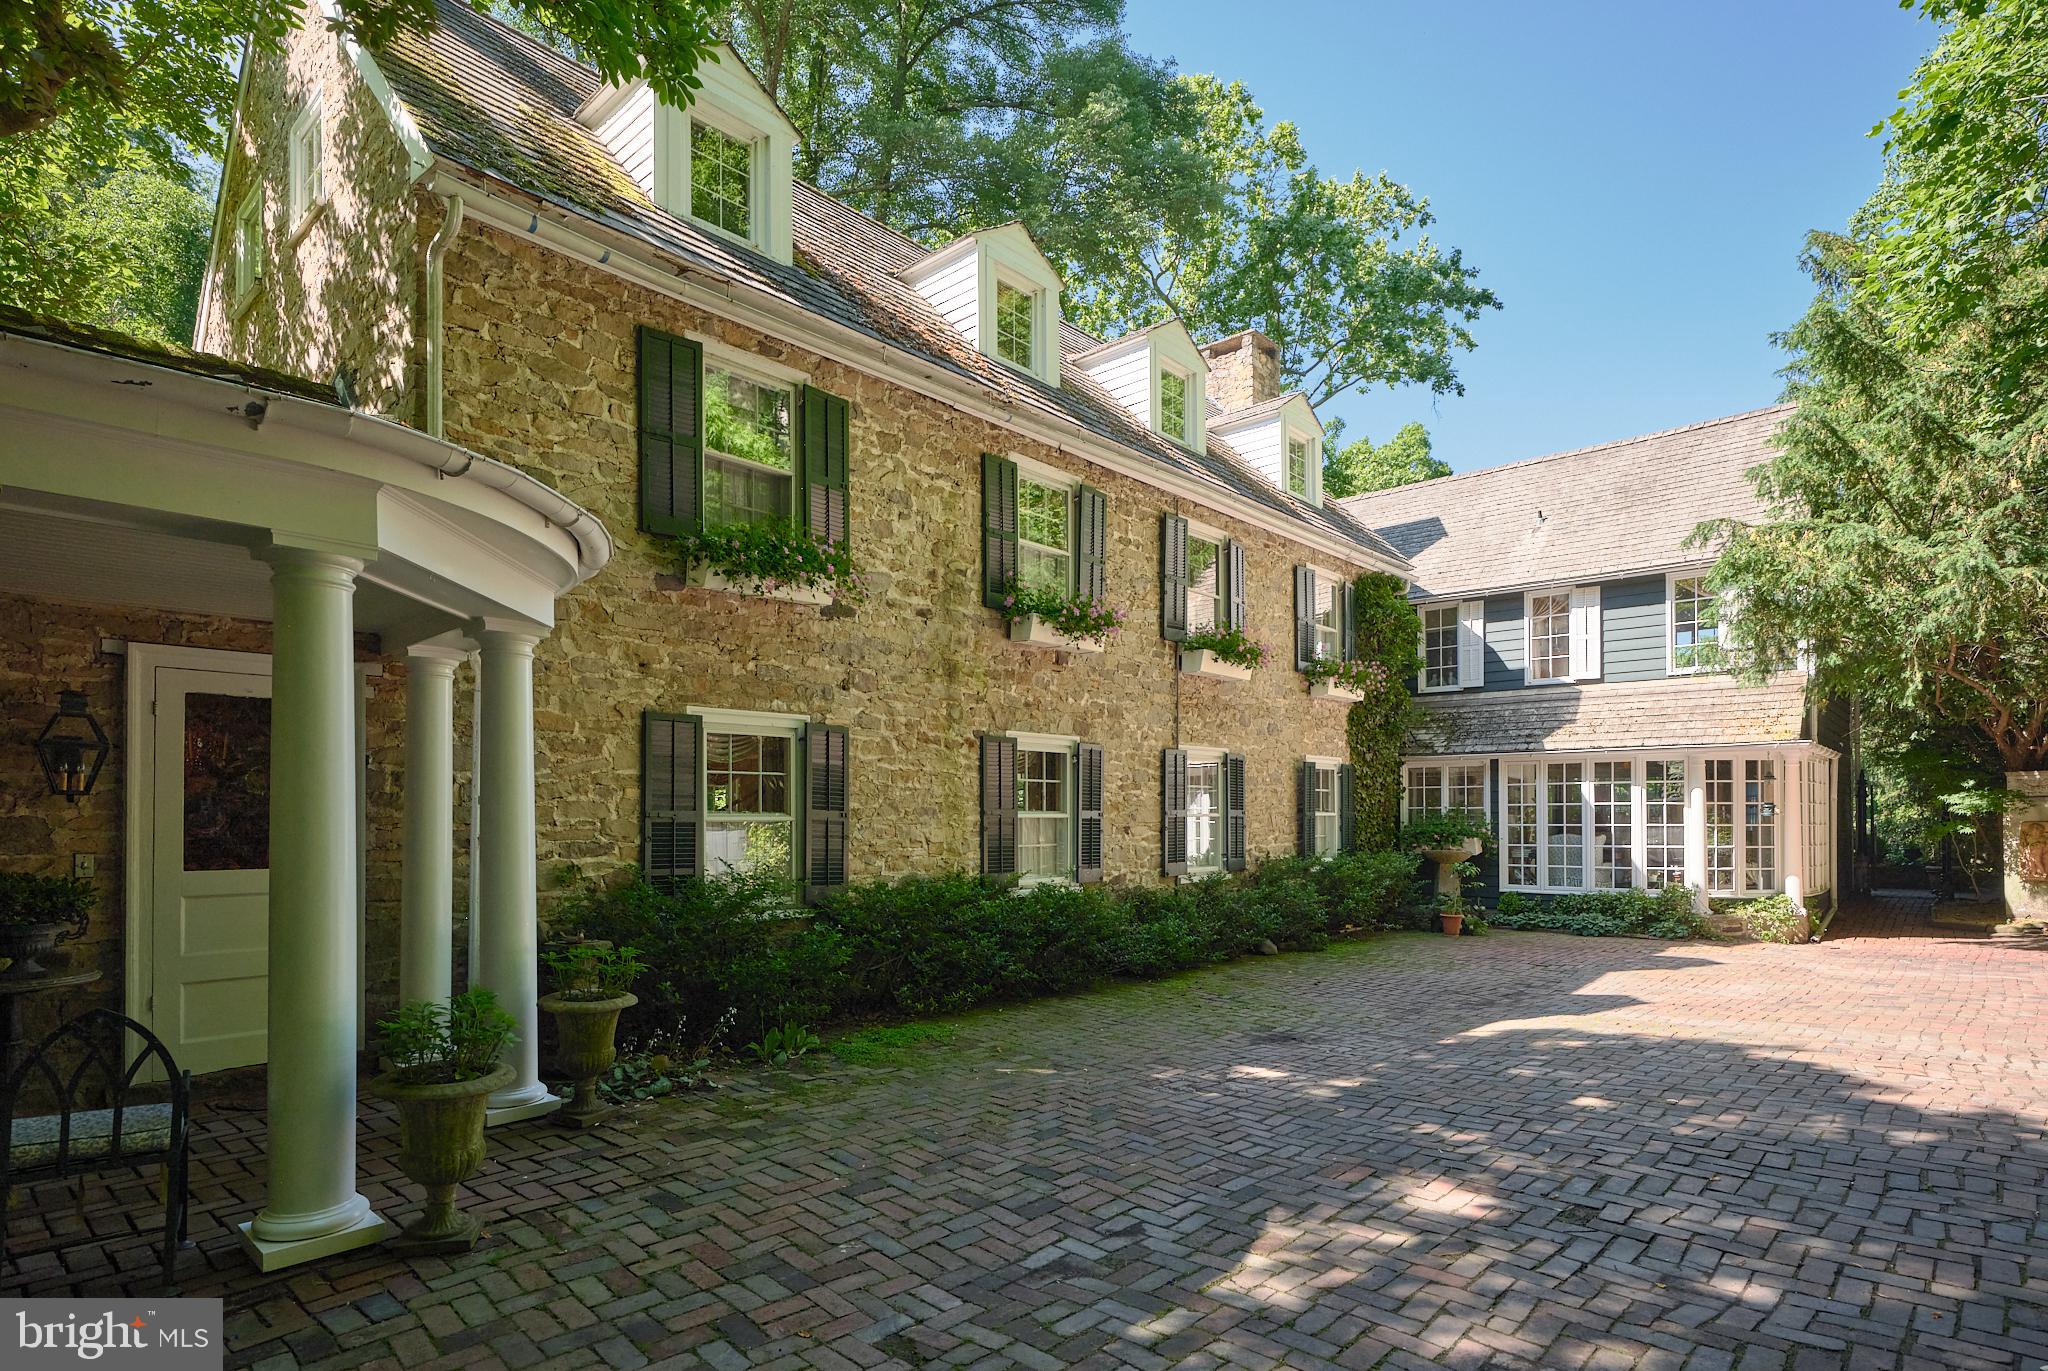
1323,420,1448,498
1066,75,1499,409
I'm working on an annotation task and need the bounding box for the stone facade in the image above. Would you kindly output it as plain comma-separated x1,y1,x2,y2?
1199,331,1285,412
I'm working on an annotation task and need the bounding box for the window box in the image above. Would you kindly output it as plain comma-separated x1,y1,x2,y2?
1009,613,1105,654
1309,680,1364,703
1180,648,1249,681
687,563,833,606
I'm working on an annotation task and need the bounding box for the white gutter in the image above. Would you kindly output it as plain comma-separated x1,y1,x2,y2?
424,194,465,439
0,329,613,585
423,167,1407,578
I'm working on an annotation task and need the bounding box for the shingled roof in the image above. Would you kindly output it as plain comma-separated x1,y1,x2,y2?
367,1,1401,563
1338,406,1789,599
1409,672,1814,756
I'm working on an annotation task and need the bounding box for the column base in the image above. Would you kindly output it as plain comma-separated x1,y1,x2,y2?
485,1089,562,1128
237,1208,388,1272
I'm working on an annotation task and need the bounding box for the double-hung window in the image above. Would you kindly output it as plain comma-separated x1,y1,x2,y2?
691,119,754,239
1643,760,1687,889
1187,532,1222,633
1669,574,1719,672
1590,760,1633,889
995,280,1036,372
703,362,795,528
232,189,262,308
1312,574,1341,660
1158,368,1190,445
704,728,795,878
1017,472,1072,591
1421,605,1459,690
1309,764,1342,857
1017,742,1073,880
1527,592,1572,682
287,100,324,230
1186,751,1225,873
1287,435,1310,498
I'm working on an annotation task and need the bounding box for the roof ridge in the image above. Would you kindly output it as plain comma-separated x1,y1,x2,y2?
1339,403,1794,508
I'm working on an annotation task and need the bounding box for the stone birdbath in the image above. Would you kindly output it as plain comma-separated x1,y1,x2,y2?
1423,837,1484,934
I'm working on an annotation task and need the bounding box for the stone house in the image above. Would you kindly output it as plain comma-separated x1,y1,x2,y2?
1339,407,1854,920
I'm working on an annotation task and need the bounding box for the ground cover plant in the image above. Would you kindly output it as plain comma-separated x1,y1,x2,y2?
1489,887,1711,940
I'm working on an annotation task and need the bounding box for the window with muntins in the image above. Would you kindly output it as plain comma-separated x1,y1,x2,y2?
1545,761,1586,888
1187,757,1224,872
1528,592,1571,681
1422,605,1459,690
1017,474,1071,591
233,190,261,304
1670,575,1718,671
1504,762,1538,887
288,102,323,227
1313,575,1340,660
703,363,794,527
704,731,792,877
1310,765,1342,857
691,120,753,238
1591,760,1633,889
1159,369,1189,443
1187,534,1221,633
1287,436,1309,497
1017,745,1072,879
1403,763,1484,820
1643,760,1686,889
1744,759,1778,894
995,281,1035,371
1704,759,1737,894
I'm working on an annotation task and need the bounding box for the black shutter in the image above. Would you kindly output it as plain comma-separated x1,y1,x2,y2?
801,385,850,550
1076,484,1107,602
1160,514,1189,642
637,327,703,536
980,734,1018,876
1161,748,1188,876
1294,565,1317,670
1339,579,1357,660
803,723,849,903
1297,760,1316,858
982,454,1019,609
1338,762,1357,853
642,710,700,890
1076,742,1104,884
1226,541,1247,631
1224,753,1247,871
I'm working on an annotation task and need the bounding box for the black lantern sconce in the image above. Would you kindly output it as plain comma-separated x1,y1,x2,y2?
35,690,109,803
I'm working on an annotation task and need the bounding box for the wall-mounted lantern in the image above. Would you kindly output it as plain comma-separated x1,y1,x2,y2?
35,691,109,802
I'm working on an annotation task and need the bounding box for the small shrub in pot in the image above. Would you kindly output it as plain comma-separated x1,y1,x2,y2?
539,941,644,1128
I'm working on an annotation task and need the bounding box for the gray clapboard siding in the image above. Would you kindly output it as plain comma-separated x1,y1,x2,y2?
1481,595,1524,691
1602,575,1668,683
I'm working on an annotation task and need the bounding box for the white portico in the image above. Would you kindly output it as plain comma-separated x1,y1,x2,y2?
0,314,612,1271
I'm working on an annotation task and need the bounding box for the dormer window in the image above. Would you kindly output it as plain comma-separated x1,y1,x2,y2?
995,280,1036,372
690,120,753,239
1287,434,1310,497
1158,367,1191,446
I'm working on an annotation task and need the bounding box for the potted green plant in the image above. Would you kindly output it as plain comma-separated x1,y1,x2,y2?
1401,811,1493,911
539,941,644,1128
1436,889,1472,937
0,871,94,978
1178,624,1268,681
369,989,517,1253
1001,581,1124,653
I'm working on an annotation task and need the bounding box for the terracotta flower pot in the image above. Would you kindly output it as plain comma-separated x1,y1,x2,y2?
539,991,637,1128
369,1062,514,1253
1439,912,1465,937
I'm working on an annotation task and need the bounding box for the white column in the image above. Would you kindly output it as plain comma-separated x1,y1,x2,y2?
239,547,386,1271
474,623,559,1124
1780,751,1806,913
1683,752,1709,913
399,646,465,1007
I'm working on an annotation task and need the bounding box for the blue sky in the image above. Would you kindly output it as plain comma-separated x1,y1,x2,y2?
1119,1,1939,473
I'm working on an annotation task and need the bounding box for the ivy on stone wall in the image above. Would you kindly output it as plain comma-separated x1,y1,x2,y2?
1345,573,1424,851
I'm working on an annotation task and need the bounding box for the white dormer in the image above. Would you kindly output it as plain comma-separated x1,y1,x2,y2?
577,44,796,265
1072,320,1208,453
899,223,1062,385
1211,392,1324,508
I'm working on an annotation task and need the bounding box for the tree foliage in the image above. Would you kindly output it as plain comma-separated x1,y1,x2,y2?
1322,420,1447,499
1067,76,1499,409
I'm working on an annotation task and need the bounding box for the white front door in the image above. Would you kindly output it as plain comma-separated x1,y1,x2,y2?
147,661,275,1075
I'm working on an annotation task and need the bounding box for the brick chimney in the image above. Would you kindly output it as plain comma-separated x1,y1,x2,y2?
1199,330,1282,412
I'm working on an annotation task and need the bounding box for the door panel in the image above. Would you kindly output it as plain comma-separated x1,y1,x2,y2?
152,666,272,1074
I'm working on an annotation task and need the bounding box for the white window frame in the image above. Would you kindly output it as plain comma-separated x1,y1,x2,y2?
1011,730,1080,887
1419,603,1460,692
688,705,803,881
1306,757,1345,858
1309,563,1342,661
993,275,1039,374
1400,761,1489,825
1185,524,1225,634
1666,571,1719,675
231,187,263,312
1157,362,1194,448
287,98,325,236
685,105,766,249
1012,455,1077,595
1183,746,1228,875
701,357,799,529
1284,427,1313,500
1523,589,1573,684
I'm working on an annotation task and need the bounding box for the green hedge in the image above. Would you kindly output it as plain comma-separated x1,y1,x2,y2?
554,851,1417,1050
1489,886,1710,940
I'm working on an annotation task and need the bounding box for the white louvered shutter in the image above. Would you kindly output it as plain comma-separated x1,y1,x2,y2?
1457,600,1485,689
1569,585,1602,680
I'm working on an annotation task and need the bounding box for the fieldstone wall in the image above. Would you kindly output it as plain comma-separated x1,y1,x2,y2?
0,593,411,1044
440,225,1374,894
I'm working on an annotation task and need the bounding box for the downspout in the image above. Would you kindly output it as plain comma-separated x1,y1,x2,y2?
424,194,464,439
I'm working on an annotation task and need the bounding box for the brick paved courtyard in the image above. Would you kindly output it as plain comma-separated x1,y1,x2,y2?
5,895,2047,1369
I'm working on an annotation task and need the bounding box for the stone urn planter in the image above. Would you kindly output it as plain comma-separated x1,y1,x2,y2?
540,991,637,1128
370,1062,514,1254
1422,838,1484,935
0,872,94,978
0,919,80,978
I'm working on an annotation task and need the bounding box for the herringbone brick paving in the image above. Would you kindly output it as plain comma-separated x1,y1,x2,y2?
4,894,2044,1370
